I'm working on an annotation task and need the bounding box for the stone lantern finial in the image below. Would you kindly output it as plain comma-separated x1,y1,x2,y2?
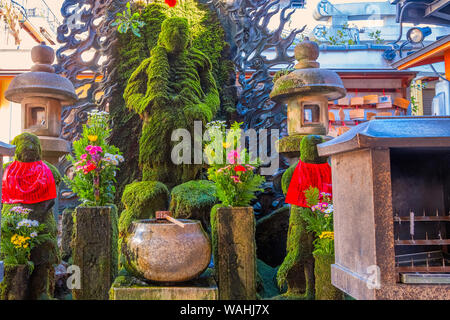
294,38,320,69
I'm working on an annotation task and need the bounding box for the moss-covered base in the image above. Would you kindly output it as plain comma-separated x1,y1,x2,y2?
276,205,315,299
313,253,343,300
169,180,218,232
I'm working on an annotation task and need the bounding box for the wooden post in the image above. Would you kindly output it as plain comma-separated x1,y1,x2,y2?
216,207,256,300
72,206,117,300
0,142,16,284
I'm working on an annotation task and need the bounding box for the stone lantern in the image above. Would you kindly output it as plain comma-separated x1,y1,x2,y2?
270,39,346,162
5,42,77,165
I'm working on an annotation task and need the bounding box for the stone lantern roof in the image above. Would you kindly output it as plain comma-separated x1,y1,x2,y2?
5,42,77,105
270,38,346,102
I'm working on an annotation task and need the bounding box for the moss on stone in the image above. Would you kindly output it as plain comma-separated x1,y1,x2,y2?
118,181,169,272
0,264,31,300
123,17,220,186
119,181,169,235
300,135,328,164
43,161,62,187
276,205,314,299
169,180,218,231
210,203,225,277
313,252,343,300
281,162,298,196
11,132,41,162
109,204,119,283
276,134,306,154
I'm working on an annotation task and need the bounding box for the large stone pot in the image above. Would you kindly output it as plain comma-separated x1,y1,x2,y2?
124,219,211,283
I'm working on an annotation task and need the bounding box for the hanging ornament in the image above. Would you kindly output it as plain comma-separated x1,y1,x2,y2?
165,0,177,7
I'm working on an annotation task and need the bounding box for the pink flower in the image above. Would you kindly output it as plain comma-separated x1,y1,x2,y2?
231,175,241,183
227,150,240,164
80,154,87,160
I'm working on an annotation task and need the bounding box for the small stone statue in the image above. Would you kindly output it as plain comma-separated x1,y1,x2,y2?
277,135,331,299
2,133,60,299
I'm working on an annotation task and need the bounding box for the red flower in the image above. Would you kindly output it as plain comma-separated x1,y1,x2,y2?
234,165,246,172
83,163,97,174
165,0,177,7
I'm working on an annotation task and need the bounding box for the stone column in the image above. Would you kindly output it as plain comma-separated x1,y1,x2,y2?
72,206,118,300
216,207,256,300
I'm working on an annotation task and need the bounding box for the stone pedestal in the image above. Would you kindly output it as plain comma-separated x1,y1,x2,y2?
60,208,74,261
216,207,256,300
72,206,118,300
110,275,218,300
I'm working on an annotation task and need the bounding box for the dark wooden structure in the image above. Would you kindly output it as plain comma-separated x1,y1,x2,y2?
318,116,450,299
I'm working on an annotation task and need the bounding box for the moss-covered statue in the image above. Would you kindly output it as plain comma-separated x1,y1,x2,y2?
277,135,331,299
1,133,60,299
117,17,220,277
124,17,220,186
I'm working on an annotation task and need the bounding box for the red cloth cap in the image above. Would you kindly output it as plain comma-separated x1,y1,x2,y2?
285,160,332,208
2,161,57,204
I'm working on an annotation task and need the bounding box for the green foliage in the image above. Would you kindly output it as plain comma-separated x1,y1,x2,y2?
321,23,357,45
112,2,146,37
300,135,328,164
63,110,123,206
205,121,265,207
368,30,383,44
12,133,41,162
302,187,334,255
0,206,52,273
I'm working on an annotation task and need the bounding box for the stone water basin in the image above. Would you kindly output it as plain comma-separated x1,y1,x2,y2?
124,219,211,283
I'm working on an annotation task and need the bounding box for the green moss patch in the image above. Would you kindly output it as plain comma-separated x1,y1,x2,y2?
300,135,328,164
169,180,218,231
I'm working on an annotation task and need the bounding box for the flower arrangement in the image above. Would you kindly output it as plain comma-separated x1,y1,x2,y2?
205,121,265,207
64,110,124,206
302,186,334,255
0,206,52,271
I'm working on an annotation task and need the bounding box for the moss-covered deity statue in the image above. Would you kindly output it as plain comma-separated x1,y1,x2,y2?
1,133,60,300
124,17,220,186
277,135,331,299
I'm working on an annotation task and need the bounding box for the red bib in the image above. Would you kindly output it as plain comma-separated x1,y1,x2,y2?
2,161,57,204
285,160,332,208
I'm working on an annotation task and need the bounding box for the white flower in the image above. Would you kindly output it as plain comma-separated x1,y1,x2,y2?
30,232,38,238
